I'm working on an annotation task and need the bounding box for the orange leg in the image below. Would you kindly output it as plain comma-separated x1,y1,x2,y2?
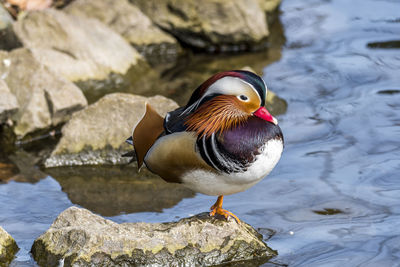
209,195,240,223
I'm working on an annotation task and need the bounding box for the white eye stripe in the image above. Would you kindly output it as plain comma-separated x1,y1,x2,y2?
182,76,264,115
205,77,261,103
240,80,263,103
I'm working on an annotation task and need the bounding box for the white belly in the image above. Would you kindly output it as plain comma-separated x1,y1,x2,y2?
181,139,283,196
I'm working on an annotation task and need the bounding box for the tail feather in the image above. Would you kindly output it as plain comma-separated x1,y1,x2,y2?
133,103,164,169
122,103,164,170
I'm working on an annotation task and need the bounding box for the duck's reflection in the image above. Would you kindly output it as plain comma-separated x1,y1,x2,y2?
46,166,195,217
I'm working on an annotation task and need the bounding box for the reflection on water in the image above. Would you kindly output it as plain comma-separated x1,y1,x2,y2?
0,161,18,183
312,208,344,216
1,0,400,265
367,40,400,49
377,89,400,95
0,177,72,265
46,166,195,216
0,150,46,184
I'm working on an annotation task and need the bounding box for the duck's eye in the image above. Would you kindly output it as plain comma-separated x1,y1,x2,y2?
238,95,248,101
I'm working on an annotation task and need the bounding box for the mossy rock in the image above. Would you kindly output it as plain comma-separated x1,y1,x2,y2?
31,207,276,266
44,93,178,167
0,227,19,266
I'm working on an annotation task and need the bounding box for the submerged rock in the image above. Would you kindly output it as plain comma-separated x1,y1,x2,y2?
31,207,276,267
44,93,178,167
12,8,144,82
131,0,270,52
0,80,18,124
0,48,87,137
64,0,180,64
0,226,18,266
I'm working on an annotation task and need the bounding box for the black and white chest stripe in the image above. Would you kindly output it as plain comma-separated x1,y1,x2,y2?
195,117,284,174
197,134,248,174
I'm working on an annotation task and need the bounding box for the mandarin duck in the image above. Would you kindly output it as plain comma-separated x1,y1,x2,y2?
125,70,283,222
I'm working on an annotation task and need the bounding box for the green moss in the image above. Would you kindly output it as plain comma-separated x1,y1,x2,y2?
31,209,277,266
0,234,19,266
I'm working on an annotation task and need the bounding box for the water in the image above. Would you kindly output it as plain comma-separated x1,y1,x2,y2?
1,0,400,266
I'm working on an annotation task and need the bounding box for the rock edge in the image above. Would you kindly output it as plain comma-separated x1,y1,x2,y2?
31,207,276,267
44,93,178,168
0,226,19,266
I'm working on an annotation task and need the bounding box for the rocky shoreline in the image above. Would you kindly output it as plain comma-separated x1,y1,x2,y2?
1,0,285,147
1,0,284,265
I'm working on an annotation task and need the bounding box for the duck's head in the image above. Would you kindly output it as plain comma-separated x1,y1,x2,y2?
184,70,277,137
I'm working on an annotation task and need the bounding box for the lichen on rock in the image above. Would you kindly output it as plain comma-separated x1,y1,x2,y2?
258,0,282,14
0,226,18,266
31,207,276,267
44,93,178,167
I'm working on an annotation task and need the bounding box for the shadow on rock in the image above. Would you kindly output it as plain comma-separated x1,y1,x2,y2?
75,62,160,105
46,166,195,216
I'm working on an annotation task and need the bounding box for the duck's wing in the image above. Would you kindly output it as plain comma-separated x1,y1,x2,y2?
130,103,164,169
124,104,191,169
